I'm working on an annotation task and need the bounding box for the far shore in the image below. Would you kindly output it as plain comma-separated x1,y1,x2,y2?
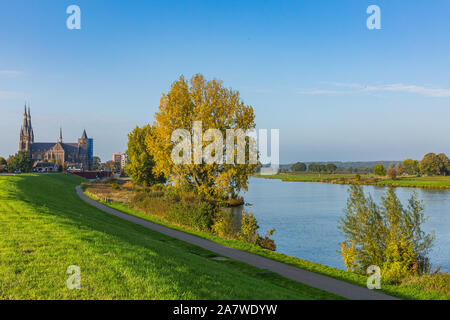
254,172,450,190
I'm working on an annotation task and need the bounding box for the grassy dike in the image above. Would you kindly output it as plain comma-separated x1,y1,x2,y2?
0,174,341,300
84,180,450,300
257,173,450,189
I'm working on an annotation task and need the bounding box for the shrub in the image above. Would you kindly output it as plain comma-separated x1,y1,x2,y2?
167,201,214,232
151,183,165,192
382,236,416,283
105,177,120,184
238,211,260,244
115,182,276,251
258,228,276,251
111,183,120,190
387,168,397,180
373,164,386,176
132,190,214,232
339,186,434,282
211,210,235,238
163,186,181,202
340,241,358,273
402,271,450,296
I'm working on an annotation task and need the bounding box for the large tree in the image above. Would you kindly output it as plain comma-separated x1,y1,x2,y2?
403,158,419,175
0,156,6,172
437,153,450,176
326,163,337,173
7,151,33,173
419,153,439,175
147,74,256,198
125,125,165,186
418,153,450,176
373,163,386,176
291,162,306,172
308,163,326,172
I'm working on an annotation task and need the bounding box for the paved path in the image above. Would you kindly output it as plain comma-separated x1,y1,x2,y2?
76,186,398,300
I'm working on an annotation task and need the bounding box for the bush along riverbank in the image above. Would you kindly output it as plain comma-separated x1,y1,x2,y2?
82,178,276,251
339,185,449,298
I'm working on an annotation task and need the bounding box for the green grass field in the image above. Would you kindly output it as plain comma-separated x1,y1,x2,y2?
377,176,450,188
0,174,341,300
258,173,450,189
260,173,357,182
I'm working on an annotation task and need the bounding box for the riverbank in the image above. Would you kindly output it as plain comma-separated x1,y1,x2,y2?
256,173,450,189
83,177,449,300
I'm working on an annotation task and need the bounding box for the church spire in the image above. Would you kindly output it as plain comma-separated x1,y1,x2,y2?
27,103,34,142
21,102,28,134
58,127,63,143
19,102,33,152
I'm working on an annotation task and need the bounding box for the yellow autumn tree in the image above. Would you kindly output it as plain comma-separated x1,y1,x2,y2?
147,74,257,199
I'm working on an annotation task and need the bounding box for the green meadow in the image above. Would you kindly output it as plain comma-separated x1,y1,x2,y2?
259,173,450,189
0,174,340,300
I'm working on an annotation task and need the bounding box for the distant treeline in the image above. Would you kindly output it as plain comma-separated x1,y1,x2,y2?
282,161,384,174
283,153,450,176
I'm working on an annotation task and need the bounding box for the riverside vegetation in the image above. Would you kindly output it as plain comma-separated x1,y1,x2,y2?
83,178,276,251
339,185,449,296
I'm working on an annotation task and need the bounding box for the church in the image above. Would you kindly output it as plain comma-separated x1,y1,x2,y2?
19,104,93,171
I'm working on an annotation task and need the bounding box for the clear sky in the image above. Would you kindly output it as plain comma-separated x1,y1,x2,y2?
1,0,449,163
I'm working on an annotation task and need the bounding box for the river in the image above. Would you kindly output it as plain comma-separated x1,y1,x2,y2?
241,177,450,271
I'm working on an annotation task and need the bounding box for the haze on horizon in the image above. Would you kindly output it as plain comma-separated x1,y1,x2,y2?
1,0,450,163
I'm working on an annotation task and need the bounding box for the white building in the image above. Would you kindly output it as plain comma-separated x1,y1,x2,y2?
112,152,127,168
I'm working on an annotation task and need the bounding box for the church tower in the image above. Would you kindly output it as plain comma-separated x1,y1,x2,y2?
19,103,34,152
78,129,91,169
78,129,88,151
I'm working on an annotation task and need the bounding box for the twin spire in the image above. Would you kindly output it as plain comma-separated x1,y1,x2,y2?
21,102,34,142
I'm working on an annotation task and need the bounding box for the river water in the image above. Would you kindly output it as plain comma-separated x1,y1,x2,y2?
241,177,450,271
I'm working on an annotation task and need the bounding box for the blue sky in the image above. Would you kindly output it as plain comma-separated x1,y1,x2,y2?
1,0,450,163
